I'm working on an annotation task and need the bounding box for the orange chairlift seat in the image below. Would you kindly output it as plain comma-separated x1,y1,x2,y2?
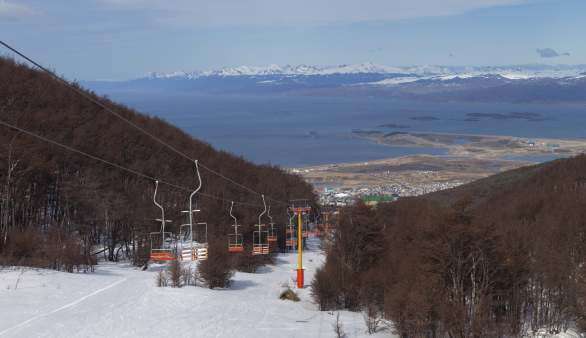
150,231,175,261
229,234,244,253
228,202,244,253
252,195,269,255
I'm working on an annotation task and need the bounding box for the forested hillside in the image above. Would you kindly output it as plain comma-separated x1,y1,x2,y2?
0,57,315,270
313,155,586,337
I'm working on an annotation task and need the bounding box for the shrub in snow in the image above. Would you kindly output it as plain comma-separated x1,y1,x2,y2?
182,266,197,287
311,266,339,311
198,241,233,289
132,237,150,268
363,304,383,334
2,228,95,273
155,270,168,287
232,251,273,273
168,260,184,288
279,288,300,302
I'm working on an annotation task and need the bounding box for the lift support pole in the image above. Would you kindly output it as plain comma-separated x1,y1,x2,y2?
290,201,310,289
297,210,304,288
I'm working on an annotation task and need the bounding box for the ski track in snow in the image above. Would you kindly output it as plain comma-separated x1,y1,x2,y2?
0,277,127,336
1,239,391,338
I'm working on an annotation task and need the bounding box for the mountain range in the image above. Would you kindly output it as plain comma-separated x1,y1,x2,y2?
143,63,586,79
85,63,586,103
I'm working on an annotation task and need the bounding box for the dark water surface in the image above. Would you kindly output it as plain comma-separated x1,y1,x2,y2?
106,92,586,167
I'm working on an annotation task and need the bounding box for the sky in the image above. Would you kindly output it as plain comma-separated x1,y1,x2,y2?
0,0,583,80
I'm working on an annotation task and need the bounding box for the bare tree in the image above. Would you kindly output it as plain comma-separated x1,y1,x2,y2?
1,132,21,247
363,304,383,334
333,312,346,338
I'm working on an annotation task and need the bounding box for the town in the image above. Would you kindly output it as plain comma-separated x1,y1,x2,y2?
316,178,465,206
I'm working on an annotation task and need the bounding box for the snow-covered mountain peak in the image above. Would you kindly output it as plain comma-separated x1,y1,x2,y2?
142,63,586,82
144,62,410,79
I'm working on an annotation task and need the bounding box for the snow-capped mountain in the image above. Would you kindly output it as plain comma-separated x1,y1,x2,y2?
84,63,586,104
144,63,586,80
146,62,405,79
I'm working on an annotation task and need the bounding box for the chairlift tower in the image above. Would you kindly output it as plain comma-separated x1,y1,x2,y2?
289,199,311,288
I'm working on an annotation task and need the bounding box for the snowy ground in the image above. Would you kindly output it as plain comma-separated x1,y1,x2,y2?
0,239,393,338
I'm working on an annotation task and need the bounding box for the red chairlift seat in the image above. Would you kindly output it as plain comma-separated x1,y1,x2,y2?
150,249,176,262
228,233,244,253
149,231,176,262
229,245,244,253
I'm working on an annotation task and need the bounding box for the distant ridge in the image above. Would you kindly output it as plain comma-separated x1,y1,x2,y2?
84,63,586,104
142,63,586,80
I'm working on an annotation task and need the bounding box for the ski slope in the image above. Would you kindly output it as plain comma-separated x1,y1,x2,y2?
0,239,393,338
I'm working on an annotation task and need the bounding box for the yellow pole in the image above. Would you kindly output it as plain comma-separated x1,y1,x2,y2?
296,210,304,288
297,211,303,268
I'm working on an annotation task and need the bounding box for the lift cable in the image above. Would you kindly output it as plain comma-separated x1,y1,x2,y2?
0,39,288,206
0,119,264,208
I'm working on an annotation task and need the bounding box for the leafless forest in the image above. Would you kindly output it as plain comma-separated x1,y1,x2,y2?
313,155,586,337
0,57,315,271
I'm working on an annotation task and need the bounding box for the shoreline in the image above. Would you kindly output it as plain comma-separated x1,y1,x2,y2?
292,131,586,203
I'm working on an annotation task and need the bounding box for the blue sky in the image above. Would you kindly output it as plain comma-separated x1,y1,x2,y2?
0,0,582,80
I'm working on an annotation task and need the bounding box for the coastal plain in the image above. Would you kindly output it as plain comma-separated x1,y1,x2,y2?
296,131,586,194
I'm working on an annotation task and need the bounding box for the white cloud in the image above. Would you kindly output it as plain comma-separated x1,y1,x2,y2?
0,0,35,19
97,0,531,26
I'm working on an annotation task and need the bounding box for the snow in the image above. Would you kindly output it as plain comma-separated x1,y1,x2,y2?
0,239,393,338
146,63,401,79
143,63,586,81
367,77,420,85
2,237,580,337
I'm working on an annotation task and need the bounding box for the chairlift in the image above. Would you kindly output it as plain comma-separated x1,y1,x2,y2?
149,180,176,262
266,205,278,252
285,209,297,250
179,222,209,261
179,160,208,261
302,212,312,238
228,201,244,253
252,195,269,255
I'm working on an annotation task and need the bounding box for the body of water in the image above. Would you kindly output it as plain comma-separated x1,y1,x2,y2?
108,92,586,167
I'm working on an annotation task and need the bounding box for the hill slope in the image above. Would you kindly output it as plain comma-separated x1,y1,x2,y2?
0,57,315,267
314,154,586,336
